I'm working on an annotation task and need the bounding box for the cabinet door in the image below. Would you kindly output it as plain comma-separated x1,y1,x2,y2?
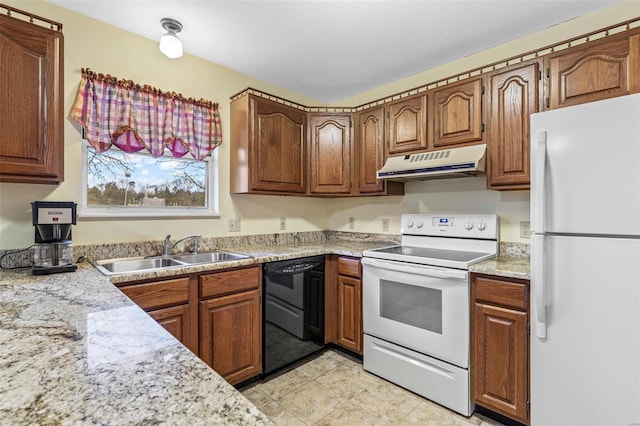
337,275,362,354
548,33,640,109
356,107,385,194
488,61,540,189
251,97,306,193
0,14,64,184
148,304,195,353
472,302,528,424
432,77,484,148
309,114,352,194
387,95,428,154
199,289,261,385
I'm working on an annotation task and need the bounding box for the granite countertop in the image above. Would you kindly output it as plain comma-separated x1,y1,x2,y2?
0,265,272,425
105,239,396,284
0,237,397,424
0,232,528,424
469,257,531,280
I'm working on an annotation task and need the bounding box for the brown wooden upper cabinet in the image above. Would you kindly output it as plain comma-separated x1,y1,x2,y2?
356,107,385,194
309,114,352,195
487,60,541,190
431,77,484,148
387,94,428,155
547,31,640,109
231,95,307,194
0,12,64,184
355,106,404,196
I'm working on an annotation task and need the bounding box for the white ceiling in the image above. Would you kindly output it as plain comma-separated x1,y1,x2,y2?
51,0,622,103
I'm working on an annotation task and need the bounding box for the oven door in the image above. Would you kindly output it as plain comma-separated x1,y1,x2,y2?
361,257,469,368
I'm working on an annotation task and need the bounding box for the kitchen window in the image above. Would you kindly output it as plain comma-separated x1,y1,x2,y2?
80,141,218,218
71,68,222,218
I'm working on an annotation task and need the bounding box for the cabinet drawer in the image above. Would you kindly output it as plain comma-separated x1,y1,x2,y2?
474,275,528,311
120,277,190,311
338,257,361,278
199,266,260,299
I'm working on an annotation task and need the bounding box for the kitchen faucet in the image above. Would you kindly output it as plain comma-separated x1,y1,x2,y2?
162,234,201,256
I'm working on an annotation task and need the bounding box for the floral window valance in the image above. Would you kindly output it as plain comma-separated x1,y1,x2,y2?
71,68,222,160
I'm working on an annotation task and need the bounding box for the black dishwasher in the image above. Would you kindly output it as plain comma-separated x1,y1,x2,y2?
263,255,325,375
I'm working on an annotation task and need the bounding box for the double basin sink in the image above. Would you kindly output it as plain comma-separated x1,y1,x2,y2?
93,251,251,276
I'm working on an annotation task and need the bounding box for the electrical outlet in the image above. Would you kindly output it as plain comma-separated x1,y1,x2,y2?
520,221,531,239
348,217,355,230
228,218,241,232
280,217,286,231
382,218,390,232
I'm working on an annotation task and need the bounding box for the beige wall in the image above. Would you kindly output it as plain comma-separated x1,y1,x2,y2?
0,0,328,249
1,1,638,249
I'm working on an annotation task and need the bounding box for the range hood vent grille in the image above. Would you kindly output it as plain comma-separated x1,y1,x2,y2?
409,150,452,162
377,144,487,181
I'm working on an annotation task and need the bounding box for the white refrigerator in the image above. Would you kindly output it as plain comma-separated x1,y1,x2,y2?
530,94,640,425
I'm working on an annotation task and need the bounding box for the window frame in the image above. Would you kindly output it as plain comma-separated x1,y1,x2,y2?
79,141,219,219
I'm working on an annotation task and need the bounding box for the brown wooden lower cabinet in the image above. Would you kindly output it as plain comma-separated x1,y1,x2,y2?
337,274,362,353
199,289,262,385
148,304,193,349
118,276,198,354
117,266,262,385
325,255,363,355
471,273,530,425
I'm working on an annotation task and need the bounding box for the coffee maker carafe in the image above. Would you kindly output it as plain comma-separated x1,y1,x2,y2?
32,201,78,275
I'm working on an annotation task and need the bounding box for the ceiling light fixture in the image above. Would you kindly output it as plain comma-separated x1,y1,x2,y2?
159,18,183,59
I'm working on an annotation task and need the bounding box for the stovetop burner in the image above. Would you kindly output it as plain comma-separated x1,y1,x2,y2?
371,245,491,263
362,214,499,270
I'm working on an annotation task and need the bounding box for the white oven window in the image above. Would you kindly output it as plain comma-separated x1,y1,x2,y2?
380,279,443,334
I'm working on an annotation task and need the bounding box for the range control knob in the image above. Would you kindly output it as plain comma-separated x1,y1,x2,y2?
416,220,423,229
477,221,486,231
406,220,414,228
464,220,474,230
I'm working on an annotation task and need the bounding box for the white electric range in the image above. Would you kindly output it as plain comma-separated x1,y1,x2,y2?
361,213,499,416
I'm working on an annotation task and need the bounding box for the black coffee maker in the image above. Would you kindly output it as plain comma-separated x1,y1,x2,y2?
32,201,78,275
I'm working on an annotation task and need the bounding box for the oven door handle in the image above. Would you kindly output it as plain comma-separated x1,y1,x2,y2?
361,257,468,281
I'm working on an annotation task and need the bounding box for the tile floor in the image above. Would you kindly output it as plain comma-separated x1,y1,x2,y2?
241,349,505,425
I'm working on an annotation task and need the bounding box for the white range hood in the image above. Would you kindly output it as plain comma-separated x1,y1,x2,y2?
377,144,487,181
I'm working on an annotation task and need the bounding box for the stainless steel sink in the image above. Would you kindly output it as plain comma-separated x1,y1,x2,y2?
93,256,188,275
172,251,250,264
92,250,252,275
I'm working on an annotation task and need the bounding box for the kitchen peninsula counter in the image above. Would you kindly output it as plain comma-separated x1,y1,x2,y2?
0,234,398,424
0,265,272,425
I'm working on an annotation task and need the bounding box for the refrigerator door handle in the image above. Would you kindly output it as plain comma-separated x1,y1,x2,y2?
533,235,547,339
533,130,547,234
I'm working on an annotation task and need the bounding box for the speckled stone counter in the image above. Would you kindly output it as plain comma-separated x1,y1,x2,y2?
469,243,531,280
104,238,398,284
0,234,399,424
469,257,530,280
0,265,271,425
